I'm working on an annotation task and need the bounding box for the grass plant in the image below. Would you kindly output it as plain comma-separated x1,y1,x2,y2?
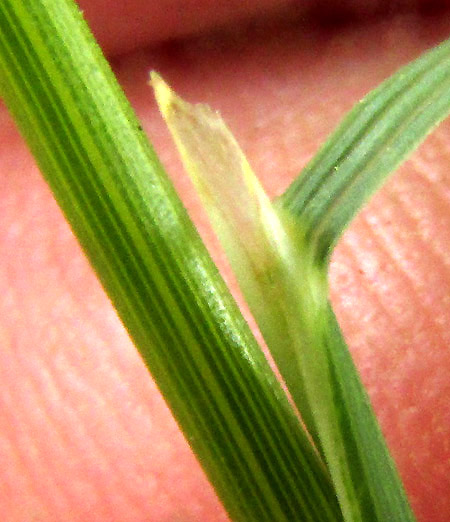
1,1,449,520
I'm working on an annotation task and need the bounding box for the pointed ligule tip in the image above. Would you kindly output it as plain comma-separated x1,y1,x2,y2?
150,71,179,119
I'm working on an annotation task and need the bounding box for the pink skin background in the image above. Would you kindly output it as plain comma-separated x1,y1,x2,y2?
1,1,450,520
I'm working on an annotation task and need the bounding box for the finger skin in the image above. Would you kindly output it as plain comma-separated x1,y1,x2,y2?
77,0,299,56
76,0,448,57
1,10,450,522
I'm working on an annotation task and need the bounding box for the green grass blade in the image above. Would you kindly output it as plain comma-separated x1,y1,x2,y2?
278,38,450,263
272,34,450,522
0,1,344,520
152,73,417,520
322,305,414,521
274,38,450,520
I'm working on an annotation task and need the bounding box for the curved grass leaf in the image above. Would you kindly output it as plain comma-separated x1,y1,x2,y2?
152,76,418,521
278,38,450,264
276,37,450,519
0,1,344,521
